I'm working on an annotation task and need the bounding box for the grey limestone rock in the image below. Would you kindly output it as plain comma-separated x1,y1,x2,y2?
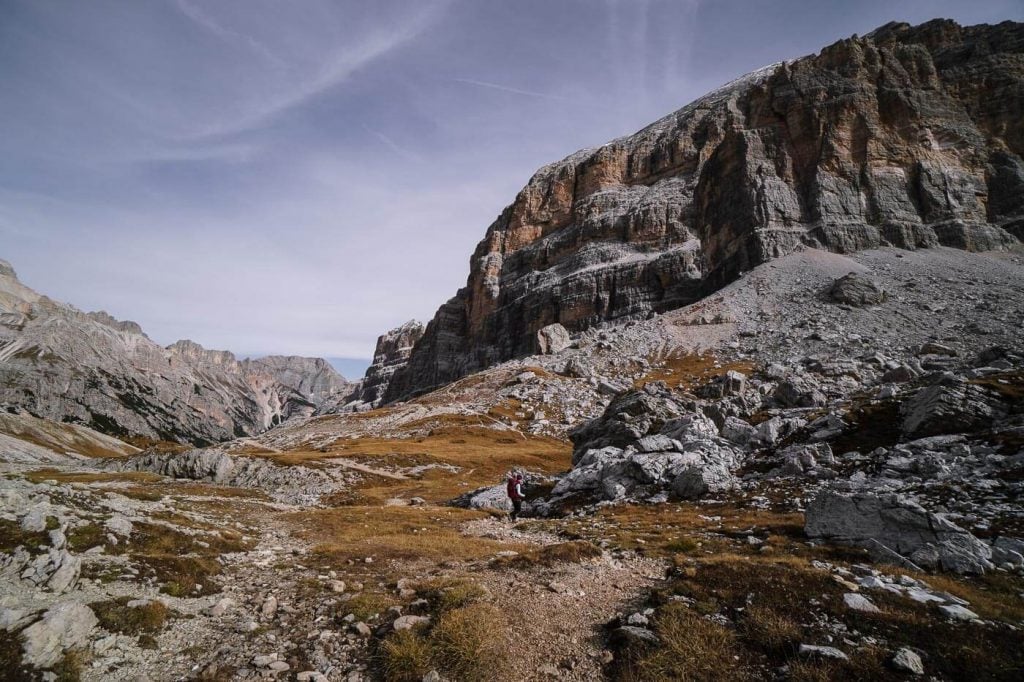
891,647,924,675
901,378,1005,438
20,601,98,668
805,491,993,573
108,448,338,504
829,272,886,306
536,323,571,355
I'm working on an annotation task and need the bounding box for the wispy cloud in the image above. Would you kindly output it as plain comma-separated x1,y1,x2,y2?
174,0,285,67
183,2,451,139
453,78,569,101
364,127,423,163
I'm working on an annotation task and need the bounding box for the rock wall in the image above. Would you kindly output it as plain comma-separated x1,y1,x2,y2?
385,19,1024,402
354,320,424,407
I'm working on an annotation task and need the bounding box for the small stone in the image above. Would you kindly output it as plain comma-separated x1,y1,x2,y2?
798,644,848,661
938,604,979,621
891,647,924,675
352,622,372,637
297,673,328,682
393,615,430,631
626,612,649,627
205,597,235,617
843,593,880,613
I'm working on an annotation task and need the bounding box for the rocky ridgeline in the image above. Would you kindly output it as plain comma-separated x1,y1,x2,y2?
382,19,1024,403
0,260,355,445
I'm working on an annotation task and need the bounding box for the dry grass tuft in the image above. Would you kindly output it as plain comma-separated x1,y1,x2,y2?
271,424,569,505
740,605,801,656
618,603,740,682
635,353,757,393
24,469,162,485
136,555,223,597
343,592,400,622
429,603,509,682
52,648,89,682
413,578,489,613
378,604,510,682
0,518,53,554
66,523,106,552
90,597,168,635
380,630,434,682
491,540,602,569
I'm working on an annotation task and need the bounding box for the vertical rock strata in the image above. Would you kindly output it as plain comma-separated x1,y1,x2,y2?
384,20,1024,402
356,320,425,407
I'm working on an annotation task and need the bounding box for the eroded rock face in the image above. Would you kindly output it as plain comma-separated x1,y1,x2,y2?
355,320,425,407
0,265,354,444
385,20,1024,402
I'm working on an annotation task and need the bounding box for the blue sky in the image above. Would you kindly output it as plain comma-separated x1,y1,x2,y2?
2,0,1021,379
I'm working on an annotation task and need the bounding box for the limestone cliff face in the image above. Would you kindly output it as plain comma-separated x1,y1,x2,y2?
384,19,1024,402
355,320,425,408
0,263,353,445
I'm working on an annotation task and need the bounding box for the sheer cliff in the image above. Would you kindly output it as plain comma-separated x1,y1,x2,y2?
384,19,1024,402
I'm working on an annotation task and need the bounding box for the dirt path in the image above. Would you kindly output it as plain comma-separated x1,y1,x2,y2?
461,518,666,681
325,457,410,480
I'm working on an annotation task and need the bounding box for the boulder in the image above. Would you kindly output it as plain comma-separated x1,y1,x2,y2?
773,376,827,408
20,602,98,668
569,385,682,463
720,417,757,446
536,324,571,355
805,491,993,574
891,647,924,675
829,272,885,306
901,379,1004,438
672,464,736,499
393,615,430,631
799,644,849,661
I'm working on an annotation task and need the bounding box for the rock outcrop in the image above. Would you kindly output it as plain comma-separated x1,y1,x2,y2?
108,448,343,504
0,263,353,445
546,383,743,505
805,491,994,574
353,320,425,408
385,19,1024,402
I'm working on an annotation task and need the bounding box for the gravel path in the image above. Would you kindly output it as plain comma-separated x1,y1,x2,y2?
464,518,666,681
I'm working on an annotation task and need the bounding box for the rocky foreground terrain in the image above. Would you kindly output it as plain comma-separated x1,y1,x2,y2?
2,17,1024,682
2,244,1021,681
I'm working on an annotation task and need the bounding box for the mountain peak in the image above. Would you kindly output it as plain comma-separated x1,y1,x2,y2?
0,259,18,280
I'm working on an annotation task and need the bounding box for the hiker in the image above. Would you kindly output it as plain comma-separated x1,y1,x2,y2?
506,472,524,521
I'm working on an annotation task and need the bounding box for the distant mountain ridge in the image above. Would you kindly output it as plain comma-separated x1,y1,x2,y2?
382,18,1024,403
0,259,355,445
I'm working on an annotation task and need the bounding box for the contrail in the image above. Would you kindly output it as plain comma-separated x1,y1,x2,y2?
453,78,569,101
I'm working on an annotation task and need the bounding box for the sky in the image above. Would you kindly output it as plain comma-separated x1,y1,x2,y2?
2,0,1022,379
